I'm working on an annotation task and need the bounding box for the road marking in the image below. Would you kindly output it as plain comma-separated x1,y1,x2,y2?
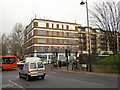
9,80,26,90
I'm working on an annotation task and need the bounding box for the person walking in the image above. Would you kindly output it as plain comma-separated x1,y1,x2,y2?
72,60,75,71
74,60,78,71
51,60,54,70
58,60,62,69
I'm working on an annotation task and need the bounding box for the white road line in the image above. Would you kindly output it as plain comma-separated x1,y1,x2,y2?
9,80,26,90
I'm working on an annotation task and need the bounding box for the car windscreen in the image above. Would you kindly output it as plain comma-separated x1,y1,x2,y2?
30,63,36,69
37,62,43,68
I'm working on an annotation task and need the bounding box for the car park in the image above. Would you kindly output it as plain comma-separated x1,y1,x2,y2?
17,57,46,81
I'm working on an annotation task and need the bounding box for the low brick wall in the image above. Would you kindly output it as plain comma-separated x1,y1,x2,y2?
78,65,119,73
92,65,118,73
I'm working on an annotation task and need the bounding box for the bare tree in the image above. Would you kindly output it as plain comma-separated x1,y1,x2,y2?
10,23,24,60
90,1,120,54
0,33,2,55
1,33,10,56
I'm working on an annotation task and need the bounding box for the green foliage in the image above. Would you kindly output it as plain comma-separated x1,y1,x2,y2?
92,54,120,66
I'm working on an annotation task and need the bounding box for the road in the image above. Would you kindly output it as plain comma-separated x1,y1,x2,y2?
1,65,118,89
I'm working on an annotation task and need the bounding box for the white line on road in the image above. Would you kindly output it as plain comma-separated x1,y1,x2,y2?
9,80,26,90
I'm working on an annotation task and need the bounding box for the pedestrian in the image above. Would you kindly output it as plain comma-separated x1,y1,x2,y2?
72,60,75,71
66,60,69,70
51,60,53,70
74,60,78,71
58,60,62,68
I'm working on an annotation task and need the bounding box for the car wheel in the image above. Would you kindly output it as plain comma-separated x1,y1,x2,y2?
26,75,31,81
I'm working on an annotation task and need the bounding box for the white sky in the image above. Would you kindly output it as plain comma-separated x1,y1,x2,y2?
0,0,119,33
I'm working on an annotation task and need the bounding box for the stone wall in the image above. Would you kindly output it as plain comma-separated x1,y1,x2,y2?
78,64,119,73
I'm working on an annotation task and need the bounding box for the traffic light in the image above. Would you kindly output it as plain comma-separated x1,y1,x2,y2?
65,49,68,57
56,52,58,57
75,51,77,57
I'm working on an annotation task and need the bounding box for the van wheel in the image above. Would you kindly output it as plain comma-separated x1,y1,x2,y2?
41,76,45,79
26,75,31,81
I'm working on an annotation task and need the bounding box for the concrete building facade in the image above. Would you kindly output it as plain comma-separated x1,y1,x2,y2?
78,26,120,55
24,19,79,60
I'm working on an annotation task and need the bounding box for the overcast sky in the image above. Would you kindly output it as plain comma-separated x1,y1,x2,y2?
0,0,119,34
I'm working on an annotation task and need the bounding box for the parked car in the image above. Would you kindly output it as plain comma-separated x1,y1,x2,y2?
18,57,46,81
61,59,67,66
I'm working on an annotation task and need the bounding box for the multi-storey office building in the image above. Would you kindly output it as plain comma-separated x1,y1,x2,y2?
24,19,79,60
78,26,120,54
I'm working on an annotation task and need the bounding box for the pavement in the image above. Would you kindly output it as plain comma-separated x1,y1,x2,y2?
47,64,119,78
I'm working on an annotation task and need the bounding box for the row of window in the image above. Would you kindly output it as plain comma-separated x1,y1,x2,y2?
37,30,77,37
37,46,77,52
37,38,77,44
38,22,77,30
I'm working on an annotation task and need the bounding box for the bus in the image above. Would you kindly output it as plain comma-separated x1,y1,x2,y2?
0,56,18,70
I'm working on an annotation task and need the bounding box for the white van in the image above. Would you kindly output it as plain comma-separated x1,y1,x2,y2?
18,57,46,81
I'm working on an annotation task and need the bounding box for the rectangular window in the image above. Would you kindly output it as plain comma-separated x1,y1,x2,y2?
46,23,49,28
69,40,72,44
48,39,53,44
64,32,67,36
66,25,69,29
59,47,62,52
52,24,54,28
68,33,76,37
38,46,47,52
49,31,53,36
59,32,62,36
54,39,58,43
57,24,59,29
38,38,46,43
53,31,57,36
59,39,63,44
64,39,67,44
62,25,64,29
38,30,46,35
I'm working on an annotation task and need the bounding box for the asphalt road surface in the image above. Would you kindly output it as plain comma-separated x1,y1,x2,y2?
1,66,118,89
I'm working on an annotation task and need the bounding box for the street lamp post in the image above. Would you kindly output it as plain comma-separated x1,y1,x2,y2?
80,0,92,72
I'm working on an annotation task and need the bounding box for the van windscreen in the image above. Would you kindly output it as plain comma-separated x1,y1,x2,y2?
37,62,43,68
30,63,36,69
